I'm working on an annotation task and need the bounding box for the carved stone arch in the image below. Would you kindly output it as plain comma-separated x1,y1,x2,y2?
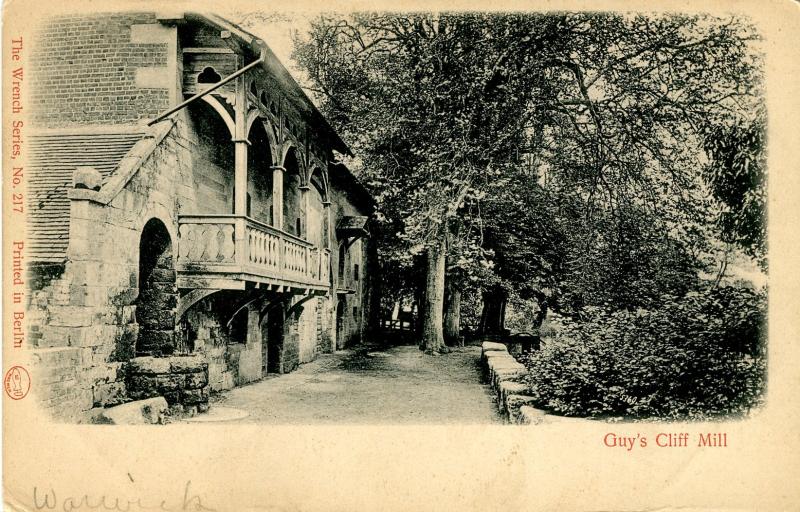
176,289,218,321
259,119,280,167
308,165,329,203
281,143,307,177
245,107,261,135
135,207,176,246
200,95,235,139
136,217,178,356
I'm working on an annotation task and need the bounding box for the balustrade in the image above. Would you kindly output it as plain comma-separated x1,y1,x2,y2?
177,214,331,288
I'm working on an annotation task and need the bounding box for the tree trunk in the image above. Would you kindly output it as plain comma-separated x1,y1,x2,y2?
364,228,382,337
478,286,508,336
413,256,426,336
421,239,447,353
532,290,548,330
443,277,462,346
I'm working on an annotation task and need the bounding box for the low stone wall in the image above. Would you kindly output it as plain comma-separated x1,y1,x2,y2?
481,341,583,425
127,355,210,415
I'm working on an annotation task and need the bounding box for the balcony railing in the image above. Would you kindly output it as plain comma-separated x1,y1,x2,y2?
176,215,331,289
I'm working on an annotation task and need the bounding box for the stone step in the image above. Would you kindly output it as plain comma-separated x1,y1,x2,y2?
96,397,168,425
497,380,528,405
505,394,538,423
517,405,548,425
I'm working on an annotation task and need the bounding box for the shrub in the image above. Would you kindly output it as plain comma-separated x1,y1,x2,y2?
520,286,767,420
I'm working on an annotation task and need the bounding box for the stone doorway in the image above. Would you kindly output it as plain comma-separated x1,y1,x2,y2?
336,298,346,349
263,306,285,374
135,219,177,355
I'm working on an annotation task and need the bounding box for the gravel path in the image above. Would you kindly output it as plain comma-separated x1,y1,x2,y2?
205,344,502,424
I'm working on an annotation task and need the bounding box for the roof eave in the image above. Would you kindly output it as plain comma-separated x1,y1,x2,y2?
197,13,353,157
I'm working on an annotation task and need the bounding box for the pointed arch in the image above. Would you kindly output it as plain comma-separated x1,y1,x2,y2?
259,119,279,167
282,145,304,236
309,165,329,203
245,108,261,135
200,95,235,139
280,142,306,174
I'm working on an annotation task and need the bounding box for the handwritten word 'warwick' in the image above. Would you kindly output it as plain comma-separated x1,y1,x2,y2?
32,480,216,512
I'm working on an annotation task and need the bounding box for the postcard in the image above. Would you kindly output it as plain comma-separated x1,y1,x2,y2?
3,0,799,510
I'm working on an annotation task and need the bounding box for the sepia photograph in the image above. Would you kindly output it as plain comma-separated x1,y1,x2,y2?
3,1,798,510
21,9,766,425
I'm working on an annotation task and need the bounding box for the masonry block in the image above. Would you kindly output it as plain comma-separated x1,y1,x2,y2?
49,306,94,327
169,355,207,373
517,405,547,425
181,387,209,405
505,395,538,422
184,371,209,389
93,381,128,407
99,397,169,425
498,381,528,407
129,356,172,374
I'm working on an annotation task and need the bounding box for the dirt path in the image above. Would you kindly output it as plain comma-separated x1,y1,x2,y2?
202,344,502,424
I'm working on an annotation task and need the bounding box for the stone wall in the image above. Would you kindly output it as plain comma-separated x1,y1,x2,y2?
28,119,187,421
328,177,373,349
282,311,301,373
182,295,263,392
26,14,376,422
480,342,587,425
127,355,209,414
135,231,178,355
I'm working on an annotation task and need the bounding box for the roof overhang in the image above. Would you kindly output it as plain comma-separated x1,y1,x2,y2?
336,216,370,240
192,13,353,157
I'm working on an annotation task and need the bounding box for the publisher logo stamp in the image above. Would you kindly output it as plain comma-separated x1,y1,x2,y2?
4,366,31,400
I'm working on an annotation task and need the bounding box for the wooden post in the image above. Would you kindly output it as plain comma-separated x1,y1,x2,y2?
233,61,248,217
300,185,310,278
271,165,285,229
322,200,332,250
233,65,249,266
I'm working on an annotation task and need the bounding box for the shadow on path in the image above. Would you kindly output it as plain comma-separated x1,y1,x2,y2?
202,344,501,424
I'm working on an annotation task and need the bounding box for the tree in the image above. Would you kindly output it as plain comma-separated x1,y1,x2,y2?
470,13,763,320
703,114,767,269
292,12,764,346
294,13,569,351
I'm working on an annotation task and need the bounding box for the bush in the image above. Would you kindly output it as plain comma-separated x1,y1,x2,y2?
521,286,767,420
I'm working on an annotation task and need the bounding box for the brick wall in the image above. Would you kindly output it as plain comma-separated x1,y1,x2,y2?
30,13,172,127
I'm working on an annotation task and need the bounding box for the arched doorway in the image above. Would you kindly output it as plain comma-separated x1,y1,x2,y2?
136,218,177,355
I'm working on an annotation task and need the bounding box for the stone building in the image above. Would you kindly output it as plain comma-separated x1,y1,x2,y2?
26,13,378,421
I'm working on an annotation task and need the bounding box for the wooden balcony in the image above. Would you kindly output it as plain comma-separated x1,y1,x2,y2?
176,215,331,292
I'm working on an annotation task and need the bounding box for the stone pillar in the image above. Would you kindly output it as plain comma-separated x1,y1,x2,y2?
271,166,285,228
